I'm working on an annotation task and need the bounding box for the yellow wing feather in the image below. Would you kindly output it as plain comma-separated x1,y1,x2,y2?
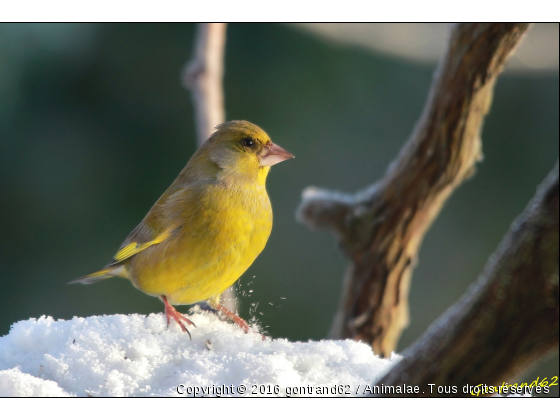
112,230,171,264
70,230,171,285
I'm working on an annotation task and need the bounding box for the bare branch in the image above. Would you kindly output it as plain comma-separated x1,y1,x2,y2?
183,23,227,146
183,23,237,310
374,162,559,395
297,23,531,356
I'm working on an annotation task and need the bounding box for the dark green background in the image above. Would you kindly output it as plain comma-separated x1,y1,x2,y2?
0,23,558,396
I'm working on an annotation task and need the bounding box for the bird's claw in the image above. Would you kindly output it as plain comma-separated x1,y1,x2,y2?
161,295,196,339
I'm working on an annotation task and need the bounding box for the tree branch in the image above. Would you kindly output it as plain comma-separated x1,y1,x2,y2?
183,23,237,311
297,23,530,356
374,162,559,395
183,23,227,146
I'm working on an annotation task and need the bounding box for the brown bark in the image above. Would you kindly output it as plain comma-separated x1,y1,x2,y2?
374,163,559,396
297,23,530,357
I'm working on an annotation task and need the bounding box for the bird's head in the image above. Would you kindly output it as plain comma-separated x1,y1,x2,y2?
199,120,294,183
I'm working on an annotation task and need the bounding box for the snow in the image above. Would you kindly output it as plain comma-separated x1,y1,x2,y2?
0,312,400,397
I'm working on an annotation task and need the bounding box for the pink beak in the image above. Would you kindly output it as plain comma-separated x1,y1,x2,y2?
259,142,294,167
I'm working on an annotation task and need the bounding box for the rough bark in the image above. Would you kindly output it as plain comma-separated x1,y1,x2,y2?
183,23,236,311
297,23,531,357
374,163,559,396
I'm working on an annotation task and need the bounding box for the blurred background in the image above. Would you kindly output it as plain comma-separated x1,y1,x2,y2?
0,23,558,395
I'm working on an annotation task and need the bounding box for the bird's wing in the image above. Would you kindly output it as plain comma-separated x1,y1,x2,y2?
70,186,192,285
70,219,176,284
108,229,172,266
107,185,194,266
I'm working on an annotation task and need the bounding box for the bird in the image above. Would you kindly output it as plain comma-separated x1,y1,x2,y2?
70,120,294,338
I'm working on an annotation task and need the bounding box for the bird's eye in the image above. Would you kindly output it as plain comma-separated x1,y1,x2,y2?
242,137,254,148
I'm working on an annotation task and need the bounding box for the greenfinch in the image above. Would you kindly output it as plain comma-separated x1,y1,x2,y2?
71,120,293,338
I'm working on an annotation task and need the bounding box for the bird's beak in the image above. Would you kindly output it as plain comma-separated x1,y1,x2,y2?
259,142,295,167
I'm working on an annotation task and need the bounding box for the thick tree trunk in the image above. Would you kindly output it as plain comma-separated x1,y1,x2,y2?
297,23,531,357
374,163,559,396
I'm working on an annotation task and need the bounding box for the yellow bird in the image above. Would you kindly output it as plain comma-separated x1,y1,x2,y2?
71,121,294,338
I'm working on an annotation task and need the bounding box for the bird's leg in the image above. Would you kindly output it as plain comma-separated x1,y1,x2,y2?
160,295,196,339
214,304,251,334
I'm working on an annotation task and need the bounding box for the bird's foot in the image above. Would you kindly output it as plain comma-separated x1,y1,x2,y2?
161,295,196,339
215,304,266,340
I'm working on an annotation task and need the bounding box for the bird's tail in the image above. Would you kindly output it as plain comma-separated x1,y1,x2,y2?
69,265,126,285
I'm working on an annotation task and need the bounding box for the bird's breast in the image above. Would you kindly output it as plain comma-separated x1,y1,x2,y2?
129,183,272,304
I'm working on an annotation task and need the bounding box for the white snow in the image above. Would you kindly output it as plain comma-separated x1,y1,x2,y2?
0,312,400,397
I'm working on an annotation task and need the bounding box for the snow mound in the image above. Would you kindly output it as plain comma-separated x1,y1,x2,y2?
0,313,400,397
